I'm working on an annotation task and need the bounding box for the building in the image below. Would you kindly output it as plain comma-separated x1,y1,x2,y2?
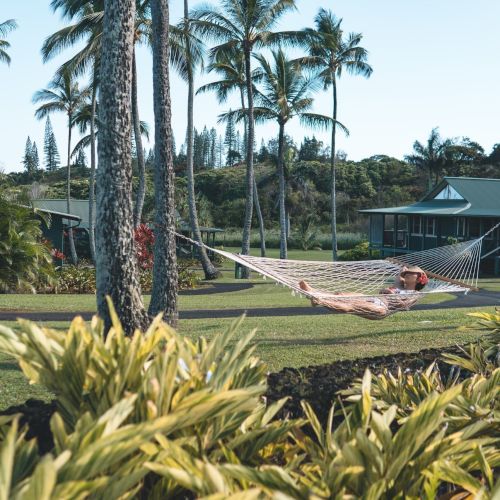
31,199,225,259
360,177,500,274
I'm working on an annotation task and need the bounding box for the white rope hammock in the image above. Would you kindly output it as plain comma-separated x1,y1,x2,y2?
175,222,500,320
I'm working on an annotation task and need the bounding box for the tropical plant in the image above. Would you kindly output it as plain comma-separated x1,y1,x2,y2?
170,0,219,281
96,0,148,333
0,19,17,66
231,48,334,258
191,0,298,276
405,127,453,190
300,8,372,260
33,72,90,265
0,196,55,292
198,47,268,256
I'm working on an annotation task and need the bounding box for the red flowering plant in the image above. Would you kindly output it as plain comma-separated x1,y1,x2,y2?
51,248,65,261
134,223,155,270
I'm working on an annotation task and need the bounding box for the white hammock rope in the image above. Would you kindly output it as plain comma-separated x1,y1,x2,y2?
174,221,500,320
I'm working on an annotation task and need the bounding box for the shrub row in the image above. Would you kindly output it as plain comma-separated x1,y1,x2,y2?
38,260,199,294
222,228,366,251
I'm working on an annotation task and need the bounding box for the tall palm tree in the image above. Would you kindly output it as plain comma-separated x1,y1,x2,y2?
301,9,372,260
148,0,178,325
198,48,267,257
33,73,90,265
97,0,148,334
43,0,104,263
169,0,218,280
0,19,18,66
191,0,297,277
227,48,337,259
43,0,151,234
405,128,452,190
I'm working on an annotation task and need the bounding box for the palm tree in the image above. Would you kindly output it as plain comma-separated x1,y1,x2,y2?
97,0,148,334
0,19,18,66
198,48,267,257
43,0,104,263
227,48,335,259
301,9,372,260
33,73,90,265
191,0,297,277
169,0,218,280
43,0,151,236
148,0,178,325
405,128,452,190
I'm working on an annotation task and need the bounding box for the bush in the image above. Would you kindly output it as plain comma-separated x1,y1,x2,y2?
0,197,55,292
0,310,499,497
42,260,199,294
338,241,380,261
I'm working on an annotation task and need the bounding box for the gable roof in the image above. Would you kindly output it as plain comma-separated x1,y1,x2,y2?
360,177,500,217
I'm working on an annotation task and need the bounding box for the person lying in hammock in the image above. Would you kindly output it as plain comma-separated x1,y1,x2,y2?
298,265,429,319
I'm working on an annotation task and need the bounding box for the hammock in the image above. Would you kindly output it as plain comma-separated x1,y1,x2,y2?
175,222,500,320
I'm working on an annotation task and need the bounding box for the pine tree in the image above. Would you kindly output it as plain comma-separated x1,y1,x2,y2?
22,136,35,174
224,111,237,166
44,117,60,171
209,127,217,168
75,149,87,170
31,141,40,171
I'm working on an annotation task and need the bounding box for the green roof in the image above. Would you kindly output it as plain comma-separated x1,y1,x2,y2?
360,177,500,217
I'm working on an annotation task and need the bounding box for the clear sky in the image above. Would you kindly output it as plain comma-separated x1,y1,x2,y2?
1,1,499,173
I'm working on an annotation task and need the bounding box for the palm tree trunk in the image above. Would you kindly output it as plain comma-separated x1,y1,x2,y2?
277,122,287,259
66,115,78,265
96,0,148,334
330,79,338,261
241,44,255,278
148,0,178,326
185,0,218,280
240,87,265,257
253,176,266,257
88,70,97,264
132,49,146,227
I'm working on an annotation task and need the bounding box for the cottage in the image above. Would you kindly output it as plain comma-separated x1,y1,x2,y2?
360,177,500,274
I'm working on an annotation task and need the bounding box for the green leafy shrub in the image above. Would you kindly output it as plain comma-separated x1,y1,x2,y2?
338,241,380,261
0,197,55,293
0,310,499,498
56,266,96,293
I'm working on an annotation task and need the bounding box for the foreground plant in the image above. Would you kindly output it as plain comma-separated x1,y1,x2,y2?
1,309,499,498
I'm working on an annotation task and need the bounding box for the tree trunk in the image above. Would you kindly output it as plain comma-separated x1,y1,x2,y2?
330,78,338,261
148,0,178,325
241,44,255,278
253,176,266,257
185,0,218,280
88,70,97,263
277,121,287,259
132,49,146,227
240,87,265,257
66,116,78,265
96,0,148,334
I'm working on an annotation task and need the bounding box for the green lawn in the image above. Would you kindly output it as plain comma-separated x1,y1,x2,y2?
0,304,494,410
0,272,498,410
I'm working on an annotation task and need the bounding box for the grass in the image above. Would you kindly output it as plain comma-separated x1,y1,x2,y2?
0,304,494,410
0,271,498,410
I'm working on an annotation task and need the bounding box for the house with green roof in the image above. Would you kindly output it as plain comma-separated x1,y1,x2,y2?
31,199,225,260
360,177,500,274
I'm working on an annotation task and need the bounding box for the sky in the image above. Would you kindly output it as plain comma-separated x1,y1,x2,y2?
1,0,500,173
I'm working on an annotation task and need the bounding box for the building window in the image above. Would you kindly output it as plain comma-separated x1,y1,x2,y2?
426,217,436,236
411,216,422,235
457,217,466,237
483,219,499,240
469,218,480,239
434,185,464,200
